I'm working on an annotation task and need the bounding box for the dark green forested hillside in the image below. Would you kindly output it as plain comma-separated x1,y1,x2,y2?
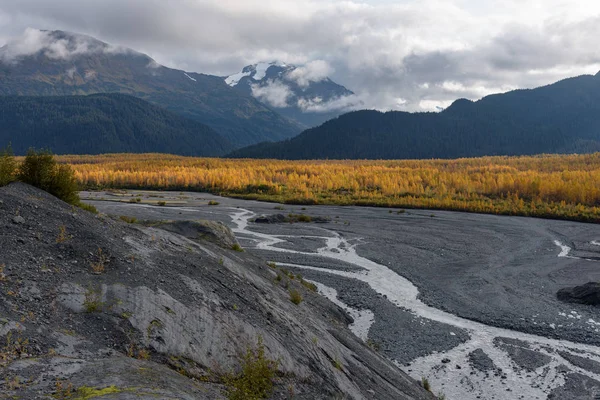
229,72,600,159
0,94,234,156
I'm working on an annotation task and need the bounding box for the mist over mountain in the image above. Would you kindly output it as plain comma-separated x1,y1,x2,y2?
0,29,302,147
225,61,359,128
229,72,600,159
0,93,233,156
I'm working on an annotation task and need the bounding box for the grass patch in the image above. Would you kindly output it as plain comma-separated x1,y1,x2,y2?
208,200,220,206
119,215,138,224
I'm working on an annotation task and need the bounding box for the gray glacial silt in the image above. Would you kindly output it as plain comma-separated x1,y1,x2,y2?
83,190,600,400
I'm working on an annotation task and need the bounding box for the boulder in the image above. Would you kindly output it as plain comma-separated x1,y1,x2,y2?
253,213,288,224
557,282,600,306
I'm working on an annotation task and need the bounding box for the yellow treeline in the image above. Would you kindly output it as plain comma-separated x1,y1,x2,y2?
57,153,600,222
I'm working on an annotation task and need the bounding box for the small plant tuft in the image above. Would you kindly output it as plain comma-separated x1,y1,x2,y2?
83,288,104,313
56,225,71,244
208,200,220,206
223,337,278,400
119,215,138,224
231,243,244,252
90,248,109,274
300,278,317,292
289,289,303,305
333,358,343,371
422,377,431,392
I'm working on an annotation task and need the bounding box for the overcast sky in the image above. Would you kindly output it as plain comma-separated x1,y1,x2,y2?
1,0,599,111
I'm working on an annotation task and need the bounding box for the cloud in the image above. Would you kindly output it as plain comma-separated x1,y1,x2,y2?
251,80,293,108
0,27,128,64
66,66,76,79
297,94,363,113
0,1,599,111
286,60,334,88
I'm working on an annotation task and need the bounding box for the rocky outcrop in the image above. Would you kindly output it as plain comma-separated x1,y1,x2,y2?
152,219,240,249
0,182,432,399
557,282,600,306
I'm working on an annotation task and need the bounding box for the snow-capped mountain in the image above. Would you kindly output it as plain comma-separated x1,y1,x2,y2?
225,61,359,128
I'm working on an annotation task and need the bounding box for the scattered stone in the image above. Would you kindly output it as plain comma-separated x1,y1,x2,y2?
12,215,25,224
468,349,496,372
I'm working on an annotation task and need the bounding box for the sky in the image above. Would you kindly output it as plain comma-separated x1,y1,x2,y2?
0,0,599,112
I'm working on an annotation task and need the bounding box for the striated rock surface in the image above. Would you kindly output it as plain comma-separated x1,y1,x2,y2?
0,182,432,399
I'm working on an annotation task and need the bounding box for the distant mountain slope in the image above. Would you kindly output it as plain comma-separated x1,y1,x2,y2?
225,61,358,128
0,94,234,156
0,30,302,147
229,72,600,159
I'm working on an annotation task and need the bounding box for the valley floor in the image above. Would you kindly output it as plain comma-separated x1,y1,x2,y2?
82,190,600,400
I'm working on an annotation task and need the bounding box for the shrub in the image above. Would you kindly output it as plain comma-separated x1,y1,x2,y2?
289,289,303,305
0,144,17,187
157,201,166,206
208,200,220,206
223,337,278,400
17,149,79,205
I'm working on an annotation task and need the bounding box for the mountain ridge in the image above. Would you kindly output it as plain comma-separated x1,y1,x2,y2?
229,71,600,159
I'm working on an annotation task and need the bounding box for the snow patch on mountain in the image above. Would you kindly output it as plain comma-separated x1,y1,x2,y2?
225,70,251,86
252,62,273,81
184,72,197,82
225,61,288,86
